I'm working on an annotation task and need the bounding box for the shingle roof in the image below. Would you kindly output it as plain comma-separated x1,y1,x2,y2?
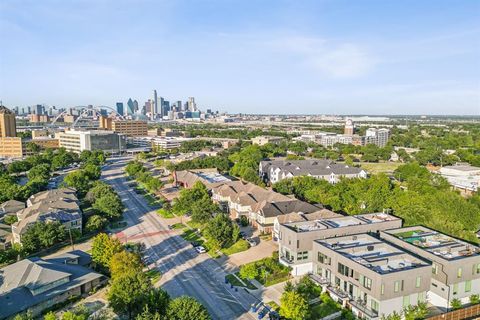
0,252,104,318
260,159,364,178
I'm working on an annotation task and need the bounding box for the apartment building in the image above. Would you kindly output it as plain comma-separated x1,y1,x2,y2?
12,188,82,243
111,120,148,136
381,226,480,309
365,128,390,147
57,129,126,153
278,213,402,275
313,234,431,319
0,137,23,158
251,136,284,146
259,159,367,184
211,181,321,233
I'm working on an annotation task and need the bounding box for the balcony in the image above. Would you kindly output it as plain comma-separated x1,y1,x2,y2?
279,255,295,266
349,299,379,319
309,273,330,286
327,285,349,301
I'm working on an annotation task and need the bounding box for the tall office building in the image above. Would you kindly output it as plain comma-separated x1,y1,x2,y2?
0,106,17,137
153,90,158,116
116,102,124,116
127,98,135,115
344,119,354,135
176,100,182,111
34,104,44,115
158,97,165,117
188,97,197,111
133,100,139,113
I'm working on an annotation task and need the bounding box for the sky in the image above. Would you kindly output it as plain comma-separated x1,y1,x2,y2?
0,0,479,115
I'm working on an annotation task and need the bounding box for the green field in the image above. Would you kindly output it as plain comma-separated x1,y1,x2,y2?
157,208,175,218
221,239,250,256
360,162,401,174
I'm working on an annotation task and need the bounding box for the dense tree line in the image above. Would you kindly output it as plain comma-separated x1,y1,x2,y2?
179,140,220,153
273,163,480,242
125,161,164,193
90,234,211,320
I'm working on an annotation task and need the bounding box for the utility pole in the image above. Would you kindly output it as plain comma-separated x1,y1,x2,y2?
68,228,75,250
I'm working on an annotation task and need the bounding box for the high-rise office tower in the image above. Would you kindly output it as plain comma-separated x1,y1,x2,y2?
177,100,182,111
344,119,354,135
34,104,44,115
153,90,158,116
162,100,170,117
188,97,196,111
158,97,165,117
133,100,139,113
116,102,124,116
0,106,17,137
127,98,135,115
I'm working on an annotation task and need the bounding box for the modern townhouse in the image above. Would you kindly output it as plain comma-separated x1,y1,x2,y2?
312,234,431,320
259,159,367,185
211,181,321,233
381,226,480,310
12,188,82,244
278,213,402,275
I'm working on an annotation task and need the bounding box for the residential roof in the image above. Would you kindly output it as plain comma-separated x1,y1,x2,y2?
441,164,480,172
0,200,25,215
0,251,104,318
316,234,430,275
175,169,231,188
276,209,342,224
384,226,480,261
260,159,365,178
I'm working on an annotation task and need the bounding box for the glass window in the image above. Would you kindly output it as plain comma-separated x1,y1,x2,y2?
453,283,458,295
402,295,410,307
474,264,480,274
465,280,472,293
371,299,379,312
457,268,463,278
362,276,372,290
394,281,400,292
381,284,385,295
432,263,438,274
416,276,421,288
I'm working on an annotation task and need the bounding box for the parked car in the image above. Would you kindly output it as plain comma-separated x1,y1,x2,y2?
251,302,263,313
194,246,206,254
246,238,257,247
190,241,200,247
258,306,270,319
239,231,247,239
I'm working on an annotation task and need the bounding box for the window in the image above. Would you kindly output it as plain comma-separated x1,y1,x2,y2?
402,295,410,307
318,253,330,265
418,292,425,303
453,283,458,295
371,299,379,312
416,276,421,288
297,251,308,261
457,268,463,278
432,263,438,275
473,264,480,275
297,240,299,248
381,284,385,295
465,280,472,293
338,263,350,276
361,276,372,290
394,281,400,293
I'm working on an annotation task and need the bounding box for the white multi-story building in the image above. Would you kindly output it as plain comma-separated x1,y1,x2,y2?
57,129,126,153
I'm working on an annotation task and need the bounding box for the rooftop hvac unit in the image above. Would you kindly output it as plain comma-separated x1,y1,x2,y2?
367,245,374,251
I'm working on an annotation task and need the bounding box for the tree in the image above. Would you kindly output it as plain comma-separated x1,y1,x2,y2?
279,290,309,320
108,271,152,319
203,214,237,250
190,197,220,225
84,164,101,180
64,170,91,195
44,312,57,320
167,296,211,320
13,310,34,320
21,221,67,253
381,311,402,320
172,181,211,215
91,233,123,272
86,215,107,232
110,251,143,279
26,142,41,153
86,181,115,203
3,215,18,225
93,193,124,219
239,263,258,280
27,163,51,182
126,161,146,177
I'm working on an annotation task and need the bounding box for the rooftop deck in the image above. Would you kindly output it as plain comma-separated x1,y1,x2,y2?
316,234,429,274
285,213,399,233
386,226,480,261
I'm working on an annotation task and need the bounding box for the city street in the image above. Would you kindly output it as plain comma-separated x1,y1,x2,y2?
102,158,259,320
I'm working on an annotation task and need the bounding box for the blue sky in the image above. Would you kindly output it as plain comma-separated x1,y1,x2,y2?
0,0,479,115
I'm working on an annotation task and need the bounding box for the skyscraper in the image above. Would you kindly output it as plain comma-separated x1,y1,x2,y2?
177,100,182,111
158,97,165,117
0,106,17,137
116,102,124,116
133,100,139,113
153,90,158,116
188,97,196,111
344,119,354,135
127,98,135,115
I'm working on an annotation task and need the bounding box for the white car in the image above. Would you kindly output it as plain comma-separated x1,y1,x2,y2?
194,246,206,254
246,238,257,247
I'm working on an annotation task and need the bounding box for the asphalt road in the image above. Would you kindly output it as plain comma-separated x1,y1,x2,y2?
102,158,258,320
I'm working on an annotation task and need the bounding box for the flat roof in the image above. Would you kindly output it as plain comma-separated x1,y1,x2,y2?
384,226,480,261
285,213,400,233
316,234,429,274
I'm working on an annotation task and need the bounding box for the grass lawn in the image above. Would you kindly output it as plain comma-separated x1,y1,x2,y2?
240,252,292,287
145,269,162,283
225,273,257,290
308,294,342,320
171,223,186,229
180,229,204,245
360,162,401,174
235,272,258,290
221,239,250,256
266,301,280,312
157,208,175,218
263,272,291,287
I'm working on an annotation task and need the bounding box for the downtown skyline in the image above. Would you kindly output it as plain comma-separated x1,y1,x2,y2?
0,0,479,115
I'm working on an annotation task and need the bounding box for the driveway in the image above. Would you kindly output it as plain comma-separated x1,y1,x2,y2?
228,239,277,267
